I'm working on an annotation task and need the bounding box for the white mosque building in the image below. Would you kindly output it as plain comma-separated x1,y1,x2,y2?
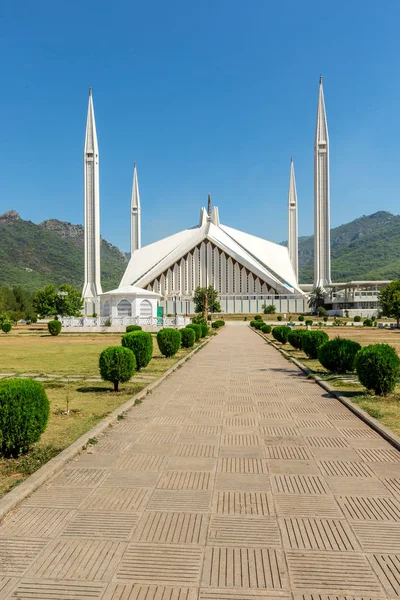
82,79,386,321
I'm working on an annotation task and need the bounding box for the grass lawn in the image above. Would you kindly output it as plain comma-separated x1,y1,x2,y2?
0,328,207,498
261,326,400,436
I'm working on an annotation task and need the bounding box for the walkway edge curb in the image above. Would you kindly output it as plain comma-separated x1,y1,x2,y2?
251,326,400,451
0,337,211,520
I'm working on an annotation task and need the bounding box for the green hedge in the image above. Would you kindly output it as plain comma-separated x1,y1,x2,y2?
272,325,291,344
48,320,62,336
187,323,202,341
200,324,209,337
301,330,329,358
121,331,153,369
317,337,361,373
261,324,272,334
157,328,182,357
1,322,11,333
250,320,257,328
355,344,400,396
99,346,136,392
181,327,196,348
288,329,308,350
211,320,225,329
126,325,142,333
0,378,50,456
254,315,263,321
363,319,373,327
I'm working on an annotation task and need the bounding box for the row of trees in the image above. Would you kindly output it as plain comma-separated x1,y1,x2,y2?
0,283,83,322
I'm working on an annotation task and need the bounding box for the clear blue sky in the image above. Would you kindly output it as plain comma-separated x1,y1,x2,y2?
0,1,399,252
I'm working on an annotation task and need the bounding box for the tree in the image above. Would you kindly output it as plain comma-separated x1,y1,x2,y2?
33,284,83,318
193,286,221,317
308,286,325,314
378,279,400,327
262,303,276,314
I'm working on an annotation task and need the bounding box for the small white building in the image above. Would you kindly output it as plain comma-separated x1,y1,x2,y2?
100,285,161,320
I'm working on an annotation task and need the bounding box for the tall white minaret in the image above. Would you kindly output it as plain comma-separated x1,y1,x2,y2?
82,87,102,315
314,75,331,288
288,157,298,281
130,162,141,254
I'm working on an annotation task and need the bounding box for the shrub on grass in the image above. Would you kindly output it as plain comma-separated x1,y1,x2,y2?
0,378,50,456
126,325,142,333
254,315,263,321
211,320,225,329
187,323,202,341
354,315,362,322
99,346,136,391
301,330,329,358
323,316,329,322
1,322,11,333
363,318,373,327
272,325,291,344
250,320,257,328
277,315,283,322
48,320,62,336
253,321,263,330
200,324,209,337
298,315,305,322
305,319,313,327
121,331,153,369
181,327,196,348
288,329,308,350
261,324,272,334
355,344,400,396
317,337,361,373
157,328,182,357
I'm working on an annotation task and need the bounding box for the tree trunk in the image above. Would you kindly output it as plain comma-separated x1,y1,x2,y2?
397,317,399,329
113,380,119,392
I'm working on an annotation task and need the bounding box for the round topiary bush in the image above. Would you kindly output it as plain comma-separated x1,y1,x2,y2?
288,329,308,350
261,324,272,334
157,328,182,357
301,330,329,358
272,325,291,344
200,324,208,337
317,337,361,373
121,331,153,369
254,315,263,321
1,322,12,333
250,320,257,328
305,319,313,327
126,325,142,333
277,315,283,322
211,320,225,329
0,378,50,457
363,319,373,327
187,323,202,341
354,315,362,322
355,344,400,396
323,316,329,322
48,320,62,336
298,315,305,322
99,346,136,392
253,321,263,330
181,327,196,348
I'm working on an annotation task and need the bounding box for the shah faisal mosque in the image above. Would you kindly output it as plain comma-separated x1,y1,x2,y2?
82,79,385,321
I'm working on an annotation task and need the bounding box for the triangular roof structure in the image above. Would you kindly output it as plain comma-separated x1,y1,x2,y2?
120,207,303,295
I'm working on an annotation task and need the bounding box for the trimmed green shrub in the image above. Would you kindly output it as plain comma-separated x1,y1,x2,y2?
355,344,400,396
0,378,50,456
363,318,373,327
48,320,62,336
305,319,313,327
250,320,257,328
1,322,12,333
122,331,153,369
263,304,276,314
261,324,272,334
211,320,225,329
354,315,362,322
126,325,142,333
254,315,263,321
272,325,291,344
200,324,208,337
288,329,308,350
371,315,376,322
323,315,328,322
187,323,202,341
157,328,182,357
298,315,305,322
253,321,263,330
277,315,283,322
302,330,329,358
181,327,196,348
99,346,136,392
317,337,361,373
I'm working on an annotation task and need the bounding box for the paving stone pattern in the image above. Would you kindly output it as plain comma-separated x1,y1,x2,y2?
0,323,400,599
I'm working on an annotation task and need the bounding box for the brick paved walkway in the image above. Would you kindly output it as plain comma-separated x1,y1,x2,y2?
1,323,400,599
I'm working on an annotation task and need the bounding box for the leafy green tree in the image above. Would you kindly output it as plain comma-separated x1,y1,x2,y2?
33,285,58,318
308,286,325,314
33,284,83,318
262,303,276,314
193,286,221,316
378,279,400,327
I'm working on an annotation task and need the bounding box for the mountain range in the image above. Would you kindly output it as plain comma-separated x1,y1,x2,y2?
0,209,399,291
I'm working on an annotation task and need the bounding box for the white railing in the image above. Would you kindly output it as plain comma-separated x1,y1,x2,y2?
60,316,191,328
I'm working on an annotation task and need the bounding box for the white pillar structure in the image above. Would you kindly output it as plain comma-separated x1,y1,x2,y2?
131,162,141,255
288,157,298,281
314,75,331,288
82,87,102,315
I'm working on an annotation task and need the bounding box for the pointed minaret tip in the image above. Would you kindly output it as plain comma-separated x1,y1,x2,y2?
89,85,92,96
319,74,322,84
207,194,211,217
